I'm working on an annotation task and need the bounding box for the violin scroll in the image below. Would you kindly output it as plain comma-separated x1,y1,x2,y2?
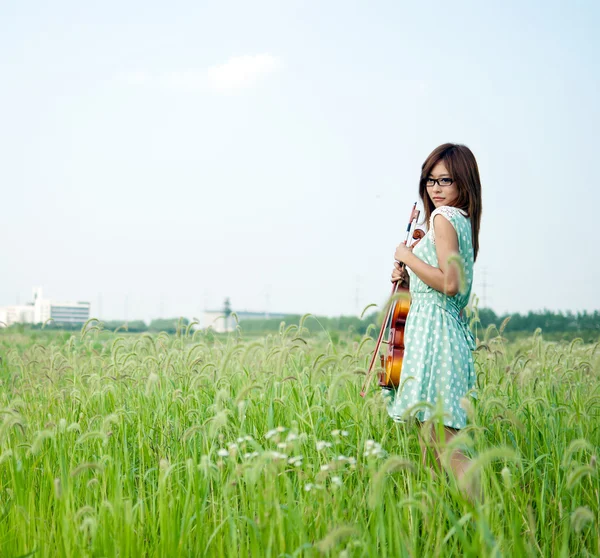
411,227,426,246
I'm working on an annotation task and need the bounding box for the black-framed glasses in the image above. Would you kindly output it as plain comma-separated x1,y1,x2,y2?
426,177,454,187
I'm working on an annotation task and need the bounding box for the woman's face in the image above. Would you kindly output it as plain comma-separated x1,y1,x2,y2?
426,160,459,208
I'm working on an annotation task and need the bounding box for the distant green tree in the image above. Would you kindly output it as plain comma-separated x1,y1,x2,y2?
148,318,189,334
101,320,147,332
474,308,600,334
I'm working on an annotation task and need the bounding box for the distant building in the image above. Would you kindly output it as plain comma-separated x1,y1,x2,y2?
0,287,90,327
201,310,285,333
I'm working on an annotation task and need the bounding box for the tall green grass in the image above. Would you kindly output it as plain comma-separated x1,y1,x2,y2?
0,320,598,557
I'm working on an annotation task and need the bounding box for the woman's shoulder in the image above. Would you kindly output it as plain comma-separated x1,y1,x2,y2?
429,206,468,228
429,206,470,244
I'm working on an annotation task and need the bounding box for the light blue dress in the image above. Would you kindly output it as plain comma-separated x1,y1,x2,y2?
385,206,476,429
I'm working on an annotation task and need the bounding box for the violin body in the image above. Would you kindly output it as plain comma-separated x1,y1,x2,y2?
378,287,411,388
360,203,425,398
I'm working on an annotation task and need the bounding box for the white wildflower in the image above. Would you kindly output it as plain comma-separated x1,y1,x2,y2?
363,440,385,458
269,451,288,461
363,440,385,457
217,449,229,457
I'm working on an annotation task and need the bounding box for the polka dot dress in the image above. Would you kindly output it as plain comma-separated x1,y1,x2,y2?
385,206,476,430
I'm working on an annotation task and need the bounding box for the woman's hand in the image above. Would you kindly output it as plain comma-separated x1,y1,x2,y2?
394,242,413,264
391,262,409,287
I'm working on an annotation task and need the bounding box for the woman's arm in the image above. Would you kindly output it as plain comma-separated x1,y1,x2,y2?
394,215,461,296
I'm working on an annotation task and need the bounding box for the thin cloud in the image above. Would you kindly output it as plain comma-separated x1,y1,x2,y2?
119,54,283,93
206,54,283,92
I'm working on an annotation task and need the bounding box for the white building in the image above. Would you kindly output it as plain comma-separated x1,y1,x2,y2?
0,287,90,327
201,310,285,333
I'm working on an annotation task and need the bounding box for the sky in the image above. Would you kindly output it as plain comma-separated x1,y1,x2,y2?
1,0,599,323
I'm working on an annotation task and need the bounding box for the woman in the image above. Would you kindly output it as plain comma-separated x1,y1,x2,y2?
388,143,482,490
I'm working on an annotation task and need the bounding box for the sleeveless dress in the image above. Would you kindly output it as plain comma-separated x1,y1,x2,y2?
384,206,476,430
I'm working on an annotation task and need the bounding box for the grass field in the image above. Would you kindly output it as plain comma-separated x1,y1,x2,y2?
0,319,598,557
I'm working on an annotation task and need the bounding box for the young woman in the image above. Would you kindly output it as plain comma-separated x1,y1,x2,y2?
387,143,482,488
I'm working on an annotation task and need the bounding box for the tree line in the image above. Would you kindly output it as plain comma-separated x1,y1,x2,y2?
239,308,599,334
17,308,600,338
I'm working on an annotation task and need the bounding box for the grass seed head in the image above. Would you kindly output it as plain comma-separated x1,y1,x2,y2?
571,506,595,533
314,525,356,554
501,466,512,489
28,429,55,455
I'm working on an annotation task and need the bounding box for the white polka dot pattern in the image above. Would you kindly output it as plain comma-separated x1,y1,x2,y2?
384,205,476,429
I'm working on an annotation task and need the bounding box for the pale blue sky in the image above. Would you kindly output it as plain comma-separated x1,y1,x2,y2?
1,0,599,322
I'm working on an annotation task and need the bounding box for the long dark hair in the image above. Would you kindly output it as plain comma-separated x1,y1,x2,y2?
418,143,482,261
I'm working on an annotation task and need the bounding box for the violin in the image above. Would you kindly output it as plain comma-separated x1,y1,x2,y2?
360,203,425,397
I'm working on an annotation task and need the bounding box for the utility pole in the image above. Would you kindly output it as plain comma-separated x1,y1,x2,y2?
265,284,271,319
355,275,360,316
482,268,487,308
480,267,493,308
